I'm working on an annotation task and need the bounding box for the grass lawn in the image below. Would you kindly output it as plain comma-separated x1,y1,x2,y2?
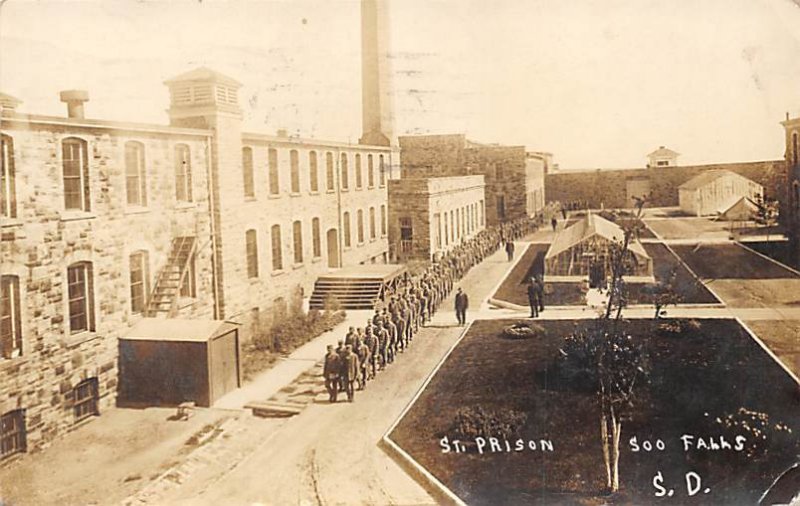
644,219,732,241
745,320,800,378
493,244,718,307
389,318,800,505
672,244,799,280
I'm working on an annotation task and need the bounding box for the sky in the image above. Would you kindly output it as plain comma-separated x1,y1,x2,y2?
1,0,800,169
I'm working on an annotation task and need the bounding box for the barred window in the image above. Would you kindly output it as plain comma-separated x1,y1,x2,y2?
129,251,150,314
174,144,192,202
343,212,351,247
355,154,362,189
357,209,364,244
268,148,280,195
312,217,321,258
124,141,147,206
67,262,95,334
326,152,335,191
0,135,16,218
369,207,376,239
0,276,22,359
62,138,90,211
379,154,386,186
242,147,255,198
368,154,375,188
0,409,25,459
73,378,99,422
340,153,349,189
309,151,319,192
271,224,283,271
293,220,303,264
290,149,300,193
246,229,259,278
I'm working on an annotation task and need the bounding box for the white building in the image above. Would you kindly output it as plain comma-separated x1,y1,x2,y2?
678,170,763,217
647,146,680,168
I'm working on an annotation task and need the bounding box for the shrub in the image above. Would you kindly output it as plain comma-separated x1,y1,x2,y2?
657,318,701,337
450,406,528,440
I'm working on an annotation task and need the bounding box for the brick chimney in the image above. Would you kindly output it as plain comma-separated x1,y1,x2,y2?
60,90,89,119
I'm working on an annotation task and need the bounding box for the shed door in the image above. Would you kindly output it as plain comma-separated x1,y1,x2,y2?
209,330,239,404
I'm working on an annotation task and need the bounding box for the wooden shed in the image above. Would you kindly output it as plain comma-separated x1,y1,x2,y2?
678,170,763,217
118,319,241,408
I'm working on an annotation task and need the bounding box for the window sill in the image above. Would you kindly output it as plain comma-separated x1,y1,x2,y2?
292,262,304,270
368,185,375,190
369,238,377,243
309,191,320,196
244,196,257,202
326,189,336,194
343,246,352,251
0,218,23,229
60,211,96,222
63,331,101,348
355,187,363,191
0,355,28,373
124,206,150,216
248,276,260,283
271,269,285,277
289,192,301,197
341,188,350,193
174,202,197,211
268,194,282,200
357,241,364,247
312,257,322,263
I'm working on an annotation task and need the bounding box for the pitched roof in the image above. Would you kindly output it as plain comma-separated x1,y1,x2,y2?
648,146,680,157
164,67,242,87
678,169,753,191
0,92,22,109
546,213,650,260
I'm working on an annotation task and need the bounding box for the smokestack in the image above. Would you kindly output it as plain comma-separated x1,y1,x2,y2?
60,90,89,119
359,0,393,146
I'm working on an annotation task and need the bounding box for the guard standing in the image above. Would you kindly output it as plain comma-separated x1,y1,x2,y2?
323,345,341,403
454,287,469,326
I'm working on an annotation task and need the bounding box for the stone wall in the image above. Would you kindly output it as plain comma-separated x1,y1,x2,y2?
0,118,216,451
545,160,786,210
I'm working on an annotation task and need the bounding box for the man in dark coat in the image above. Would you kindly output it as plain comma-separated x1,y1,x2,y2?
551,217,558,232
505,240,515,262
341,345,360,402
454,287,469,326
323,345,341,403
527,279,539,318
534,276,545,313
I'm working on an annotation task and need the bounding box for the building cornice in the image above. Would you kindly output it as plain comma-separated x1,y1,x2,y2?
1,112,212,137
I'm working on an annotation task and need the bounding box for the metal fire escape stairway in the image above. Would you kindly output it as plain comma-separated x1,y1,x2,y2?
145,236,196,318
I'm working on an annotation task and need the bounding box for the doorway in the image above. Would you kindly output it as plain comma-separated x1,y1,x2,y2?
326,228,339,268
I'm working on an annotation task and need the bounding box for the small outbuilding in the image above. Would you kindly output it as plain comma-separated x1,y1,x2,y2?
678,170,763,217
545,213,653,281
118,319,241,408
715,196,758,222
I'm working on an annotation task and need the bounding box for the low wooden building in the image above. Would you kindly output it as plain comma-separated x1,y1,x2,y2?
678,170,763,217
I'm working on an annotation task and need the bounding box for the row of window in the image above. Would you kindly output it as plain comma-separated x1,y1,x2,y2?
432,200,485,250
0,378,99,460
241,147,387,198
0,134,194,219
244,207,388,276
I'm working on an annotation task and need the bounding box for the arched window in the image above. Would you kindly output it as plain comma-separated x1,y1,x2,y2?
124,141,147,206
368,154,375,188
129,251,150,314
268,148,280,195
312,217,321,257
62,137,90,211
343,211,351,247
357,209,364,244
246,229,259,278
340,153,349,190
174,144,192,202
326,152,335,191
271,225,283,271
355,153,363,189
380,205,386,236
309,151,319,192
290,149,300,193
242,146,255,198
67,261,95,334
369,207,376,239
1,135,16,218
293,220,303,264
0,275,22,358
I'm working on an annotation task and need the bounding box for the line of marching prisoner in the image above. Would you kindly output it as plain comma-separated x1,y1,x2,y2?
322,216,542,403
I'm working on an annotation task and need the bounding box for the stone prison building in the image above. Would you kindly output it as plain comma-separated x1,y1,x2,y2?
0,68,396,455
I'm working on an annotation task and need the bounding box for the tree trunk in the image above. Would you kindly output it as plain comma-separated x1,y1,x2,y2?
610,406,622,493
600,409,611,490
